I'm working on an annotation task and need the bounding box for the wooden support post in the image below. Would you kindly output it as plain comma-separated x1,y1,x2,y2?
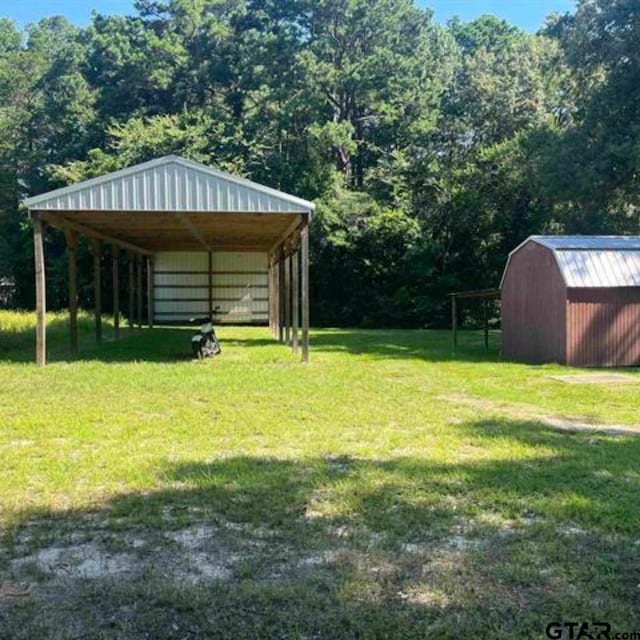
208,251,213,319
136,254,143,328
268,261,275,336
484,298,489,350
33,213,46,366
291,250,299,354
278,259,285,343
451,295,457,355
284,254,291,345
112,247,120,340
65,229,78,355
267,262,272,333
91,239,102,344
273,260,280,337
301,226,310,363
128,253,135,331
268,263,273,333
147,255,154,328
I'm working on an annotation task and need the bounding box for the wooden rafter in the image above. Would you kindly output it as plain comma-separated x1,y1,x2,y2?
269,214,305,258
175,213,212,251
39,211,153,256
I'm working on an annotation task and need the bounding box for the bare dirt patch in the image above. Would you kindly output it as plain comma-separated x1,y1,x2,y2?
441,393,640,436
6,521,246,591
549,374,638,385
11,543,138,581
0,582,31,605
1,508,621,639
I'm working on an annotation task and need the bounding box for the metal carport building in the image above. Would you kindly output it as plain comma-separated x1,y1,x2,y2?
24,155,314,365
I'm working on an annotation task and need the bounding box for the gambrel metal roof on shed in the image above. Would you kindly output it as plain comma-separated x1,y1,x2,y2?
500,235,640,367
501,236,640,289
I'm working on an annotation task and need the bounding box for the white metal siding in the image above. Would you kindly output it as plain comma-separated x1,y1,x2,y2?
154,251,268,324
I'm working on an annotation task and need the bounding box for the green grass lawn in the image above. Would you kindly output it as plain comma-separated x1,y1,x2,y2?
1,310,639,638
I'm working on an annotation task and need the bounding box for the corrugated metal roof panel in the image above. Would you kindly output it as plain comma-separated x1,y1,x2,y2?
532,236,640,250
501,235,640,289
24,155,315,214
555,250,640,287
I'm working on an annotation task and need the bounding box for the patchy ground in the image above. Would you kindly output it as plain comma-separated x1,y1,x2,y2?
441,392,640,436
6,502,633,639
1,313,640,638
548,373,639,385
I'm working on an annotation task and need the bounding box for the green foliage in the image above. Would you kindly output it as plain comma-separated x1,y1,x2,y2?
312,185,421,326
540,0,640,228
49,111,246,182
0,0,639,326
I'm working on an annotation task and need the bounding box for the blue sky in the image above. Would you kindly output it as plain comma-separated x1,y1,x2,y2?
2,0,576,33
427,0,576,30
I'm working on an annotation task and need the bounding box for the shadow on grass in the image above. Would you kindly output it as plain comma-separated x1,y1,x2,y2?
0,316,283,364
135,418,640,536
0,325,193,364
191,328,502,364
3,418,640,638
307,328,501,363
1,314,501,365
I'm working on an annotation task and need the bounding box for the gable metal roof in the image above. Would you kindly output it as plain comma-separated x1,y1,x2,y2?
23,155,315,214
500,235,640,289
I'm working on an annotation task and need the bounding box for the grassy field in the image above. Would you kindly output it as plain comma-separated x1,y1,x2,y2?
1,310,639,639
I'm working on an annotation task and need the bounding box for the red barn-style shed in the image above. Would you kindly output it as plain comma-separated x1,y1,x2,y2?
500,236,640,367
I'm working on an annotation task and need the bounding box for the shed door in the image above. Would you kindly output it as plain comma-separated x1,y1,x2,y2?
153,251,268,324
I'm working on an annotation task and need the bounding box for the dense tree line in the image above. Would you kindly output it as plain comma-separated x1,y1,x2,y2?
0,0,638,327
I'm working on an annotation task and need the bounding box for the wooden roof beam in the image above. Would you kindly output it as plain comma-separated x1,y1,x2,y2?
39,211,153,256
449,288,501,300
175,213,212,252
269,213,307,263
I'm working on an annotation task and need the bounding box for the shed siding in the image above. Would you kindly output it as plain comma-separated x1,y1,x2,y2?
502,241,567,363
154,251,268,324
567,288,640,367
